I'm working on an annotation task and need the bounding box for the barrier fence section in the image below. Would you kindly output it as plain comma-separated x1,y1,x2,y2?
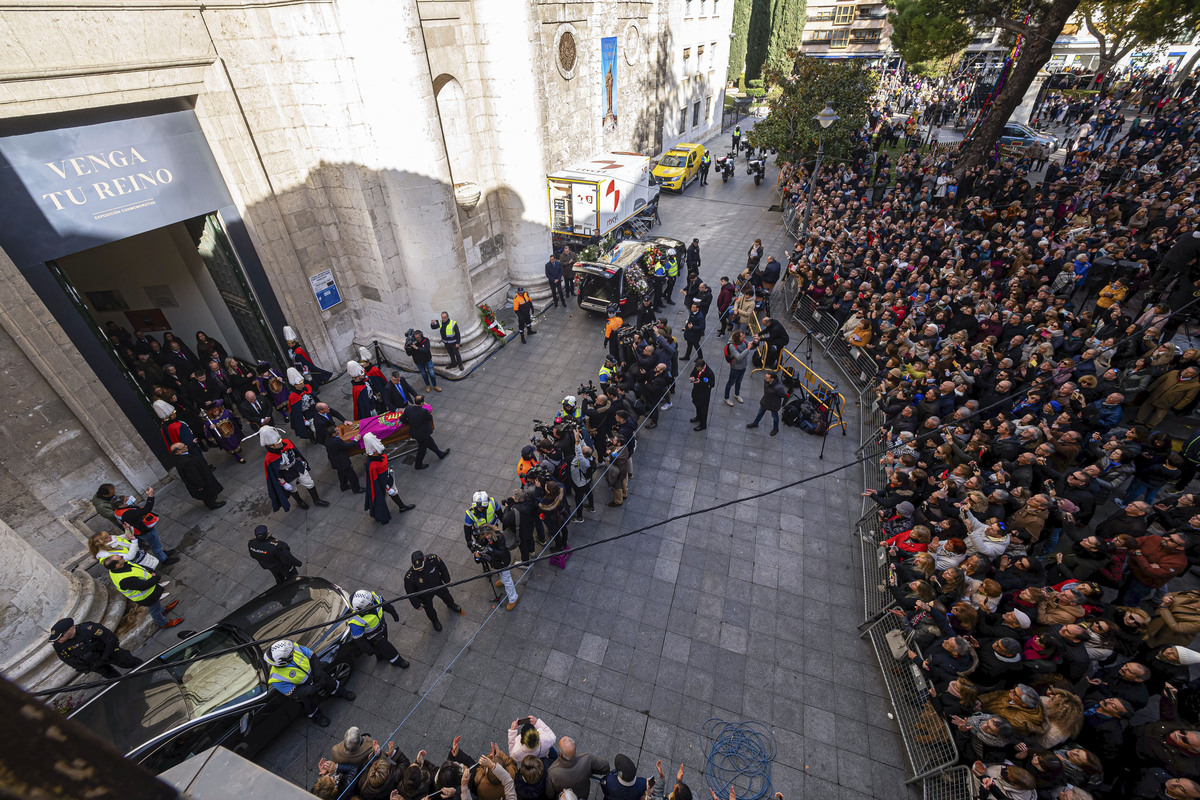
776,348,848,436
863,612,960,783
779,270,970,795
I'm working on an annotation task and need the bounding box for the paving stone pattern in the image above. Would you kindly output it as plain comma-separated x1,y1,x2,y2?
109,152,909,799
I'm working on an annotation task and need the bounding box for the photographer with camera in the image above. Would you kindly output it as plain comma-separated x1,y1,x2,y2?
404,329,439,392
641,363,671,429
471,525,518,611
568,430,596,522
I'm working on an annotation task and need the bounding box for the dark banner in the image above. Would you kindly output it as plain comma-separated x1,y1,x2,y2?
0,109,233,266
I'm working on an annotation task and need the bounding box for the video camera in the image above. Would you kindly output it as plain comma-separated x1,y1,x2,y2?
577,381,599,403
524,464,553,484
404,328,420,348
532,419,556,439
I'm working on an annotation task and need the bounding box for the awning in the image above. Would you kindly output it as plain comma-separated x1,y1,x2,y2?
811,53,884,59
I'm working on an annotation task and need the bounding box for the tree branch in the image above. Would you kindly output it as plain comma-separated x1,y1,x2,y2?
991,16,1032,35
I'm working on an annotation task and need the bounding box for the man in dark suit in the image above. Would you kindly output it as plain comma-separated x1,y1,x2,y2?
238,389,276,432
325,427,364,493
398,395,450,470
383,371,418,412
312,402,347,446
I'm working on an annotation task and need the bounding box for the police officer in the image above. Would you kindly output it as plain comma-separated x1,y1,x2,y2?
464,491,502,547
651,259,666,310
664,249,680,304
265,639,355,728
439,311,465,370
403,550,464,632
50,617,141,679
560,395,584,422
732,124,742,153
248,524,302,584
699,152,711,186
517,446,539,486
348,589,409,668
599,354,618,388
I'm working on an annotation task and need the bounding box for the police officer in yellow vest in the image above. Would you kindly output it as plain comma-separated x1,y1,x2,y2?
103,554,181,629
651,259,666,311
732,125,742,152
664,249,680,305
464,491,502,548
439,311,465,370
599,355,618,387
265,640,355,728
349,590,409,669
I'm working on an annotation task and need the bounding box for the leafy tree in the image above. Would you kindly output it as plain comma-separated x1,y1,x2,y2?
728,0,754,83
744,0,773,81
1079,0,1200,74
750,56,877,164
886,0,1082,176
764,0,808,79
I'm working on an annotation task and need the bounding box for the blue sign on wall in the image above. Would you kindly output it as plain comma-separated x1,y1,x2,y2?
309,268,343,311
0,109,234,266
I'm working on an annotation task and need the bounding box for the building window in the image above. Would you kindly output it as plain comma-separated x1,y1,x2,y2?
705,94,713,121
810,8,834,20
851,29,882,42
831,29,849,47
693,101,701,127
834,4,854,24
683,47,691,74
700,0,706,14
679,108,687,134
808,29,832,42
685,0,693,16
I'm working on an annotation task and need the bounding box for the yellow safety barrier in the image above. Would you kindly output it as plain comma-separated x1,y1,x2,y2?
744,308,847,436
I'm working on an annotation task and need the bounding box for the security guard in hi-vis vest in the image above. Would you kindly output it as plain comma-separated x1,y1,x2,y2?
348,589,409,668
265,640,355,728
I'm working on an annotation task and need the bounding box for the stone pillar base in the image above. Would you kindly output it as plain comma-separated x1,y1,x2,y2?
4,571,126,695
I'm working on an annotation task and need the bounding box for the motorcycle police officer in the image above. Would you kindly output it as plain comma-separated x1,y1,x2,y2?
265,639,355,728
664,249,680,304
403,551,464,632
464,491,503,547
348,589,409,668
248,524,302,584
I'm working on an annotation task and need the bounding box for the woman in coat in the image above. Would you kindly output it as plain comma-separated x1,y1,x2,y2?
1144,590,1200,649
537,480,570,552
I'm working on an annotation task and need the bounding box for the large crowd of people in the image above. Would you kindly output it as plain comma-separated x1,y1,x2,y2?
777,67,1200,799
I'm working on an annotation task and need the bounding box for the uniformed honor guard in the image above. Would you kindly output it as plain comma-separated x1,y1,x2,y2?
154,400,202,450
358,347,390,400
264,639,355,728
363,433,415,524
284,326,333,386
347,360,378,420
286,368,319,442
260,426,329,511
50,618,141,679
348,589,409,668
248,524,302,584
403,550,464,632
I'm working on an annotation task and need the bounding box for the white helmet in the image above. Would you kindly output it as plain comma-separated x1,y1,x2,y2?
472,491,489,506
563,395,577,408
266,640,295,666
352,590,375,612
152,400,175,420
358,346,373,363
346,360,365,378
286,367,305,386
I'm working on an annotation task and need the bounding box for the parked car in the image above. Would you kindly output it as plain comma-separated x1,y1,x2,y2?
69,577,357,774
650,143,706,192
576,236,687,313
998,122,1058,153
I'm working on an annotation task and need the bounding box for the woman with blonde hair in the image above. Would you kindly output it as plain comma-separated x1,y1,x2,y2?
88,531,158,570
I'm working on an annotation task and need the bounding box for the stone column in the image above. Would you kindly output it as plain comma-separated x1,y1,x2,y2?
0,517,124,691
336,0,491,365
473,1,554,301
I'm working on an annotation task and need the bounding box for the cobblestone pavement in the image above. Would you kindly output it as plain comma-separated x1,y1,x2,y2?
101,145,908,799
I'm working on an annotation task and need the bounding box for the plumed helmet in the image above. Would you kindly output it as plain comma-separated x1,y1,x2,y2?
363,433,385,456
346,360,365,378
283,326,298,342
358,346,373,363
352,590,375,612
153,400,175,419
286,368,305,386
266,640,295,666
563,396,577,408
472,491,489,505
258,426,283,447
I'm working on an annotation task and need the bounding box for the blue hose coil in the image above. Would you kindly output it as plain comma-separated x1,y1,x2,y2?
699,718,777,800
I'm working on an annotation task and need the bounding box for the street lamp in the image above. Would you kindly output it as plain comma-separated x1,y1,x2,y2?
799,101,837,240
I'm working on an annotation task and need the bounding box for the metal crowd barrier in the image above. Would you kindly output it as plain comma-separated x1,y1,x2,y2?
862,612,960,783
775,348,848,436
923,767,975,800
777,244,964,785
857,510,895,625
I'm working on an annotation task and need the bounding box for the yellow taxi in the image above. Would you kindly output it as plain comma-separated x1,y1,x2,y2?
651,142,706,192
